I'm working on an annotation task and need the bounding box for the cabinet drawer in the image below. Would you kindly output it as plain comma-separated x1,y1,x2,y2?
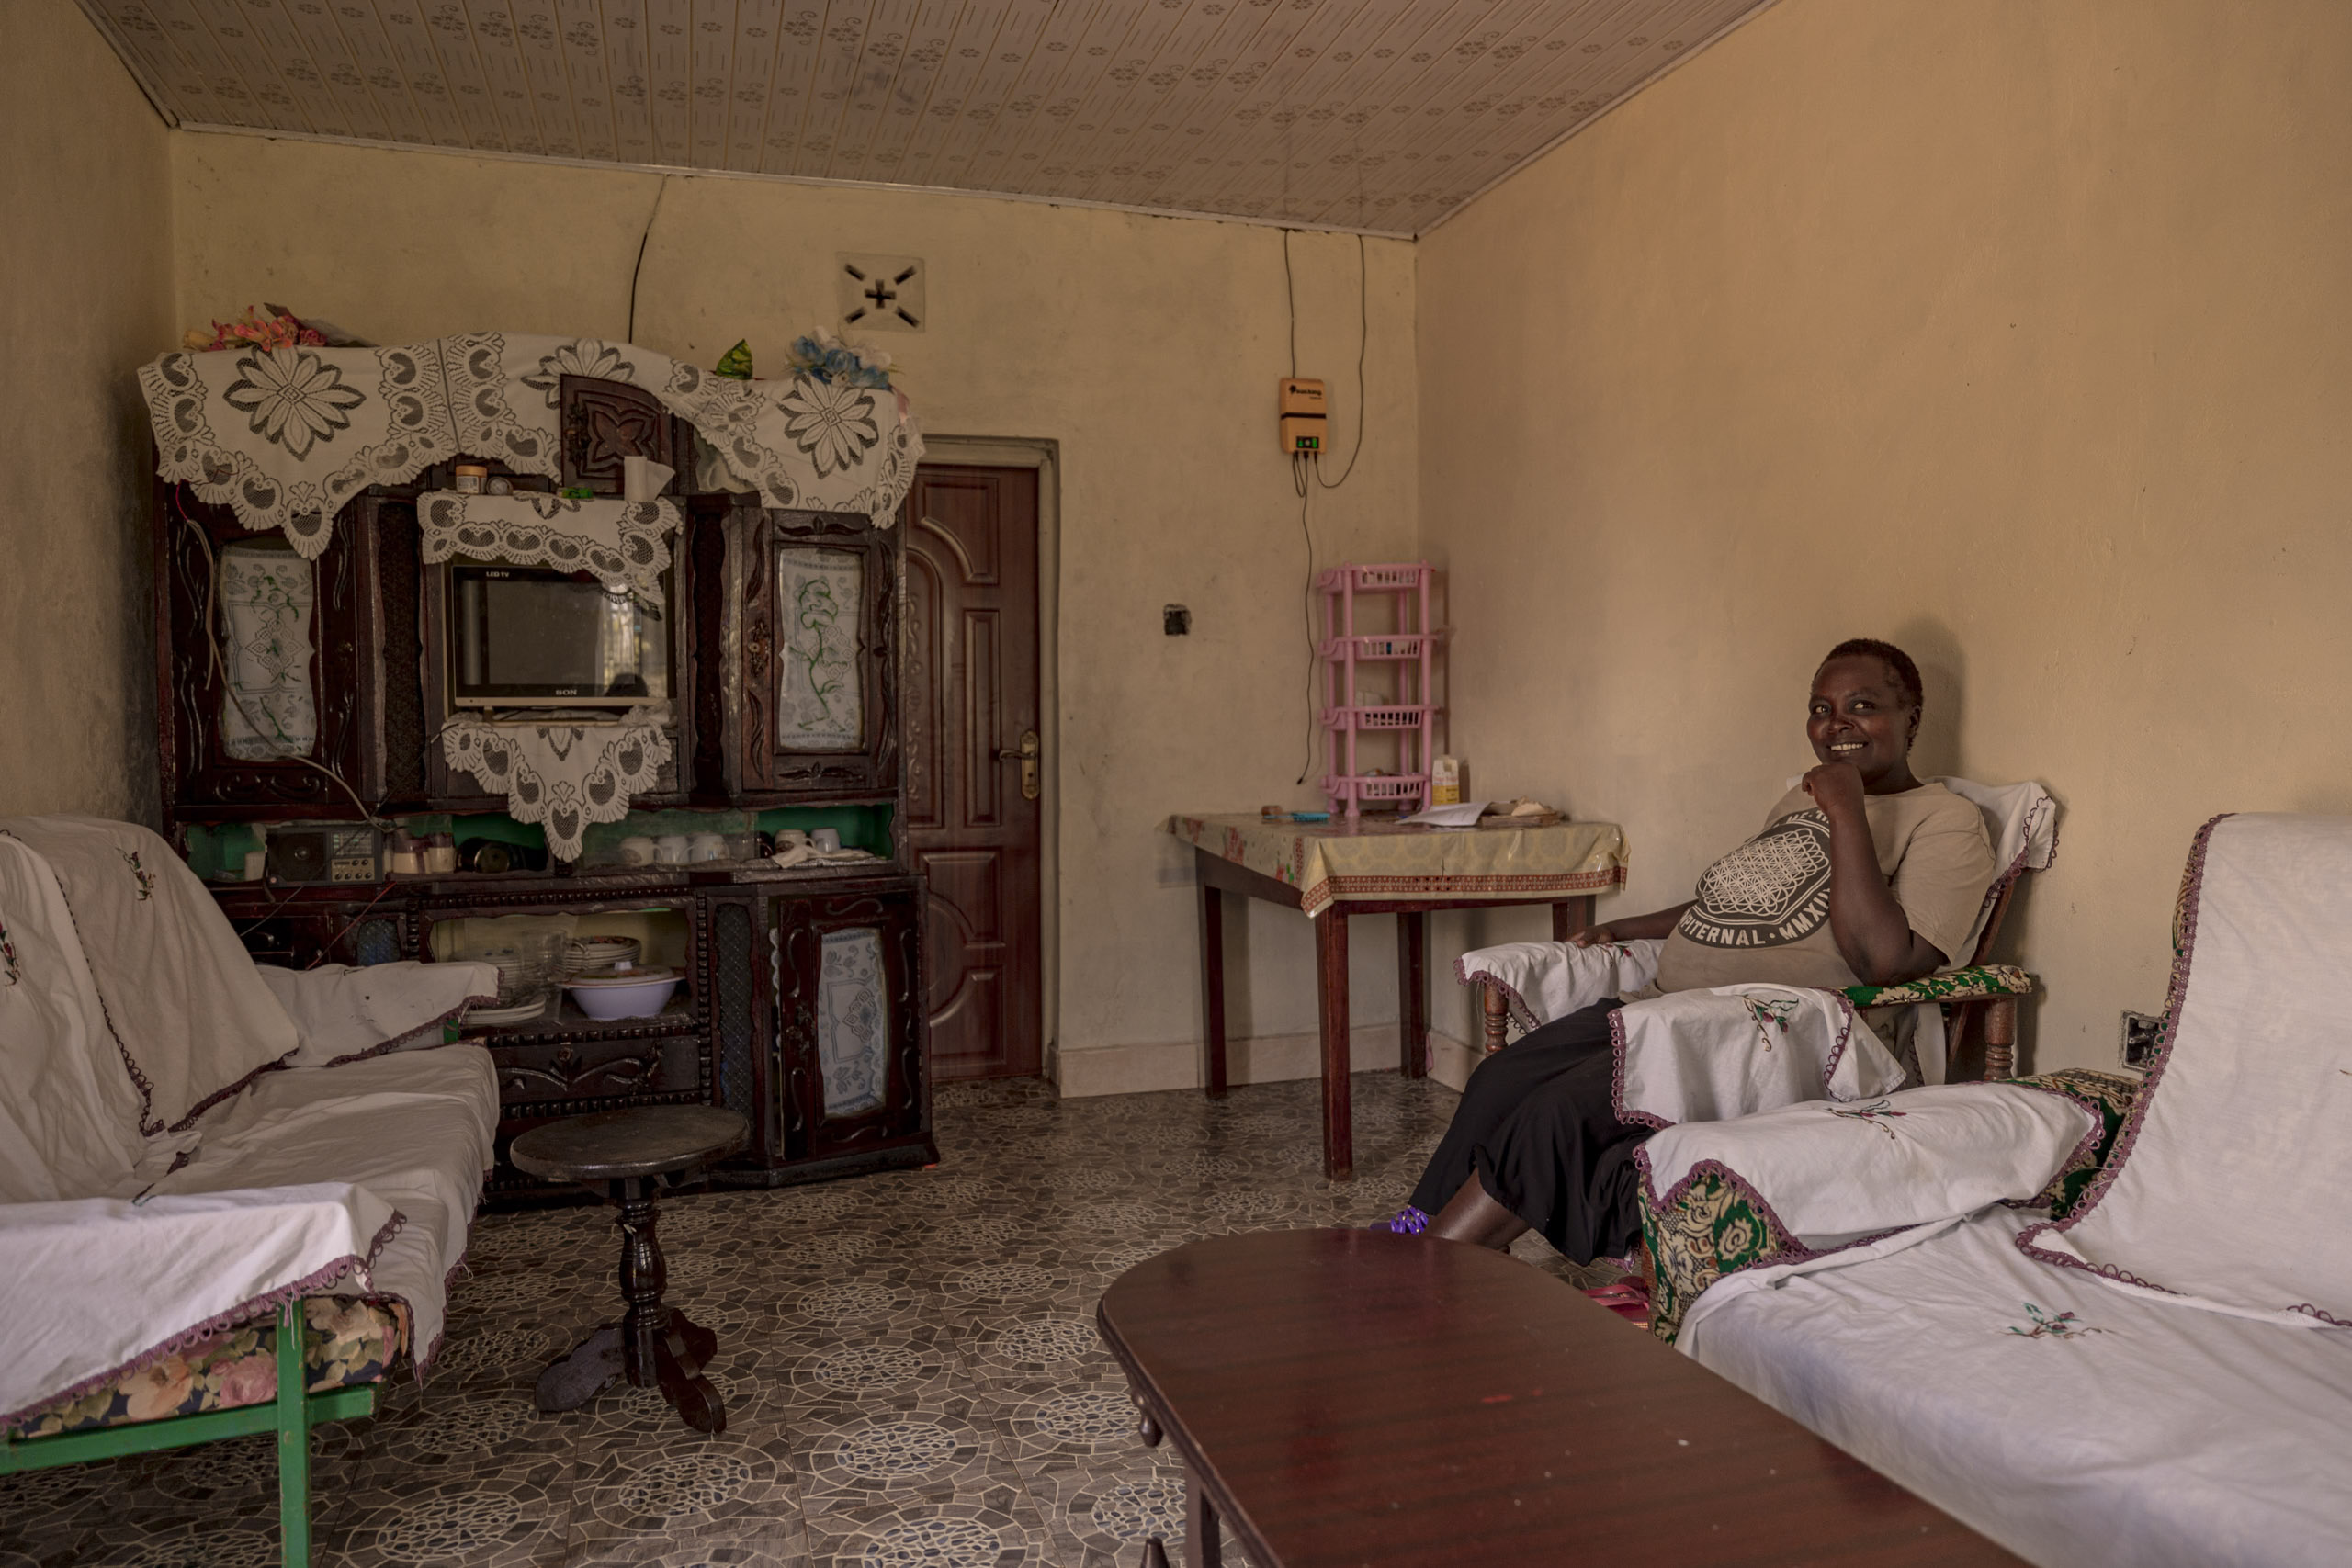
492,1033,702,1106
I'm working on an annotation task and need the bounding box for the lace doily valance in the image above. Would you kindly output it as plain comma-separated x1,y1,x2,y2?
419,492,681,594
141,333,922,558
441,718,673,862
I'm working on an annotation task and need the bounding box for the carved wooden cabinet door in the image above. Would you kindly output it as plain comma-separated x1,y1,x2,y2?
723,509,901,803
773,883,928,1164
559,374,684,494
155,486,415,821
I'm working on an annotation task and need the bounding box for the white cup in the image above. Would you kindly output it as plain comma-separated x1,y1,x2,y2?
688,832,728,863
618,836,656,865
654,834,691,864
810,828,842,853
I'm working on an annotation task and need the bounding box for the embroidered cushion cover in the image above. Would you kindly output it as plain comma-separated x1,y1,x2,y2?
1609,984,1908,1130
1639,1075,2119,1342
2018,814,2352,1327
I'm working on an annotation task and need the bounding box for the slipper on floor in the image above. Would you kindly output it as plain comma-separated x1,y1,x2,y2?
1581,1280,1651,1325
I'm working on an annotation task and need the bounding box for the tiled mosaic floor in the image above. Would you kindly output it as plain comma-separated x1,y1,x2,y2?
2,1073,1611,1568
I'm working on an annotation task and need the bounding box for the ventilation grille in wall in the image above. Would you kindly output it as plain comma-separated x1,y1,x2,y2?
839,254,924,333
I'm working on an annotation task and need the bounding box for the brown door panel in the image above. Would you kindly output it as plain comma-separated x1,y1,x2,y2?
904,465,1043,1080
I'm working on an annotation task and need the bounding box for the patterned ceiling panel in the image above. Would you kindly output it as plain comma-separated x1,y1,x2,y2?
80,0,1770,236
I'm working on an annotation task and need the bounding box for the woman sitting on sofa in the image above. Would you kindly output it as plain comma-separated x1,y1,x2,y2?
1390,638,1997,1264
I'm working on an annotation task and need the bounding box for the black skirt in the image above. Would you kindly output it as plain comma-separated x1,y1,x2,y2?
1407,1000,1649,1263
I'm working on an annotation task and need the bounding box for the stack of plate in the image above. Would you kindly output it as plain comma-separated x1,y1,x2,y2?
562,936,642,979
467,995,554,1028
465,945,551,1026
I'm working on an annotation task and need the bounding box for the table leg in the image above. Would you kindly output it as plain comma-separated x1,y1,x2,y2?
1552,895,1595,942
1396,911,1427,1079
1317,909,1352,1180
614,1177,669,1387
1187,1472,1225,1568
1198,874,1227,1100
606,1176,728,1435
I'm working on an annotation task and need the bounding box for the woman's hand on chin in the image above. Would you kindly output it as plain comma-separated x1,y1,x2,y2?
1802,761,1868,818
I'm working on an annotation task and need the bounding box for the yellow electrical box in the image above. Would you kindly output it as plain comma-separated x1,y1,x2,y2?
1280,377,1327,454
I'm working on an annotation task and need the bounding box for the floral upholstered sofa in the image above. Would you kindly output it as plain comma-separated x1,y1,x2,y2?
0,815,501,1562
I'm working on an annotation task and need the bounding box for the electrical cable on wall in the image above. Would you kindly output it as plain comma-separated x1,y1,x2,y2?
1314,232,1369,491
1293,449,1317,786
1279,228,1374,788
1282,229,1299,378
627,175,671,343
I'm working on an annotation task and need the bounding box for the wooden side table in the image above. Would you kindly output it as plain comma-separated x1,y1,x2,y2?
1193,851,1597,1179
1098,1230,2024,1568
509,1105,749,1434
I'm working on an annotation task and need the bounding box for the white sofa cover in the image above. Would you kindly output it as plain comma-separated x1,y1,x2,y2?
1672,814,2352,1566
0,816,498,1428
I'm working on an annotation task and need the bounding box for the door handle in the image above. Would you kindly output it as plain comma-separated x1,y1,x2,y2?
994,730,1041,801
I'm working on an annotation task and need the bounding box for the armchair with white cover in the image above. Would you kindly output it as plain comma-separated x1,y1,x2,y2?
1459,779,2057,1083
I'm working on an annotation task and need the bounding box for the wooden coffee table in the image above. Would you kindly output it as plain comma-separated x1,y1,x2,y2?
1097,1230,2024,1568
509,1105,749,1435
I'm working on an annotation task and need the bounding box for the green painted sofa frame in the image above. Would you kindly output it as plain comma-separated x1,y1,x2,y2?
0,1300,376,1568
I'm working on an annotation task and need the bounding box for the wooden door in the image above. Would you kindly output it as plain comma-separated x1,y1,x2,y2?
903,465,1044,1080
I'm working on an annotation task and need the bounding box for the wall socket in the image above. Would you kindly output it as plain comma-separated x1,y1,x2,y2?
2119,1010,2164,1069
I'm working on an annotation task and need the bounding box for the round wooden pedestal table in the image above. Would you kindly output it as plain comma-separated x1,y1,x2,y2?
509,1105,749,1435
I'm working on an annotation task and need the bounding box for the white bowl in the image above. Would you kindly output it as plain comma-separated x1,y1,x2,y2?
568,969,680,1020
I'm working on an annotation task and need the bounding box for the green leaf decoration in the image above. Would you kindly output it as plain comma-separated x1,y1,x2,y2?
715,339,755,379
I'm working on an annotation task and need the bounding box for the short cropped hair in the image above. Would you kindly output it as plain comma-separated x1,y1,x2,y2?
1819,638,1923,709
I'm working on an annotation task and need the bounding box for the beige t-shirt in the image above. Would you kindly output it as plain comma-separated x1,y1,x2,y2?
1654,783,1997,994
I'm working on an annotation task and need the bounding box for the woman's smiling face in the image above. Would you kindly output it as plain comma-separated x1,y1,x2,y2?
1807,655,1919,787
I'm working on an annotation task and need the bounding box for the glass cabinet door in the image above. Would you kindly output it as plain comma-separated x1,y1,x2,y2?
769,886,926,1162
815,926,888,1116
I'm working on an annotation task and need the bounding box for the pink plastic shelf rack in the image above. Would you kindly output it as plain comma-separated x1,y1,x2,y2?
1314,562,1442,817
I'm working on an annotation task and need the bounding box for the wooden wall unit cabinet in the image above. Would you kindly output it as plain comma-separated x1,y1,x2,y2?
160,369,941,1203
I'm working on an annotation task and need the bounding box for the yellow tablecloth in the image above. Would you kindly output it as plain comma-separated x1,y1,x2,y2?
1170,813,1629,918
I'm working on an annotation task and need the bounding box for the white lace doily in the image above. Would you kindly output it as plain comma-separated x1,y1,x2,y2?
141,333,922,557
419,491,680,593
440,719,673,862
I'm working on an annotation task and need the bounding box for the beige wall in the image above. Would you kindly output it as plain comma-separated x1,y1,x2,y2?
171,136,1418,1072
0,1,175,820
1419,0,2352,1070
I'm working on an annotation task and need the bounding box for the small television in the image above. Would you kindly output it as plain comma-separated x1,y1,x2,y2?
447,564,672,708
